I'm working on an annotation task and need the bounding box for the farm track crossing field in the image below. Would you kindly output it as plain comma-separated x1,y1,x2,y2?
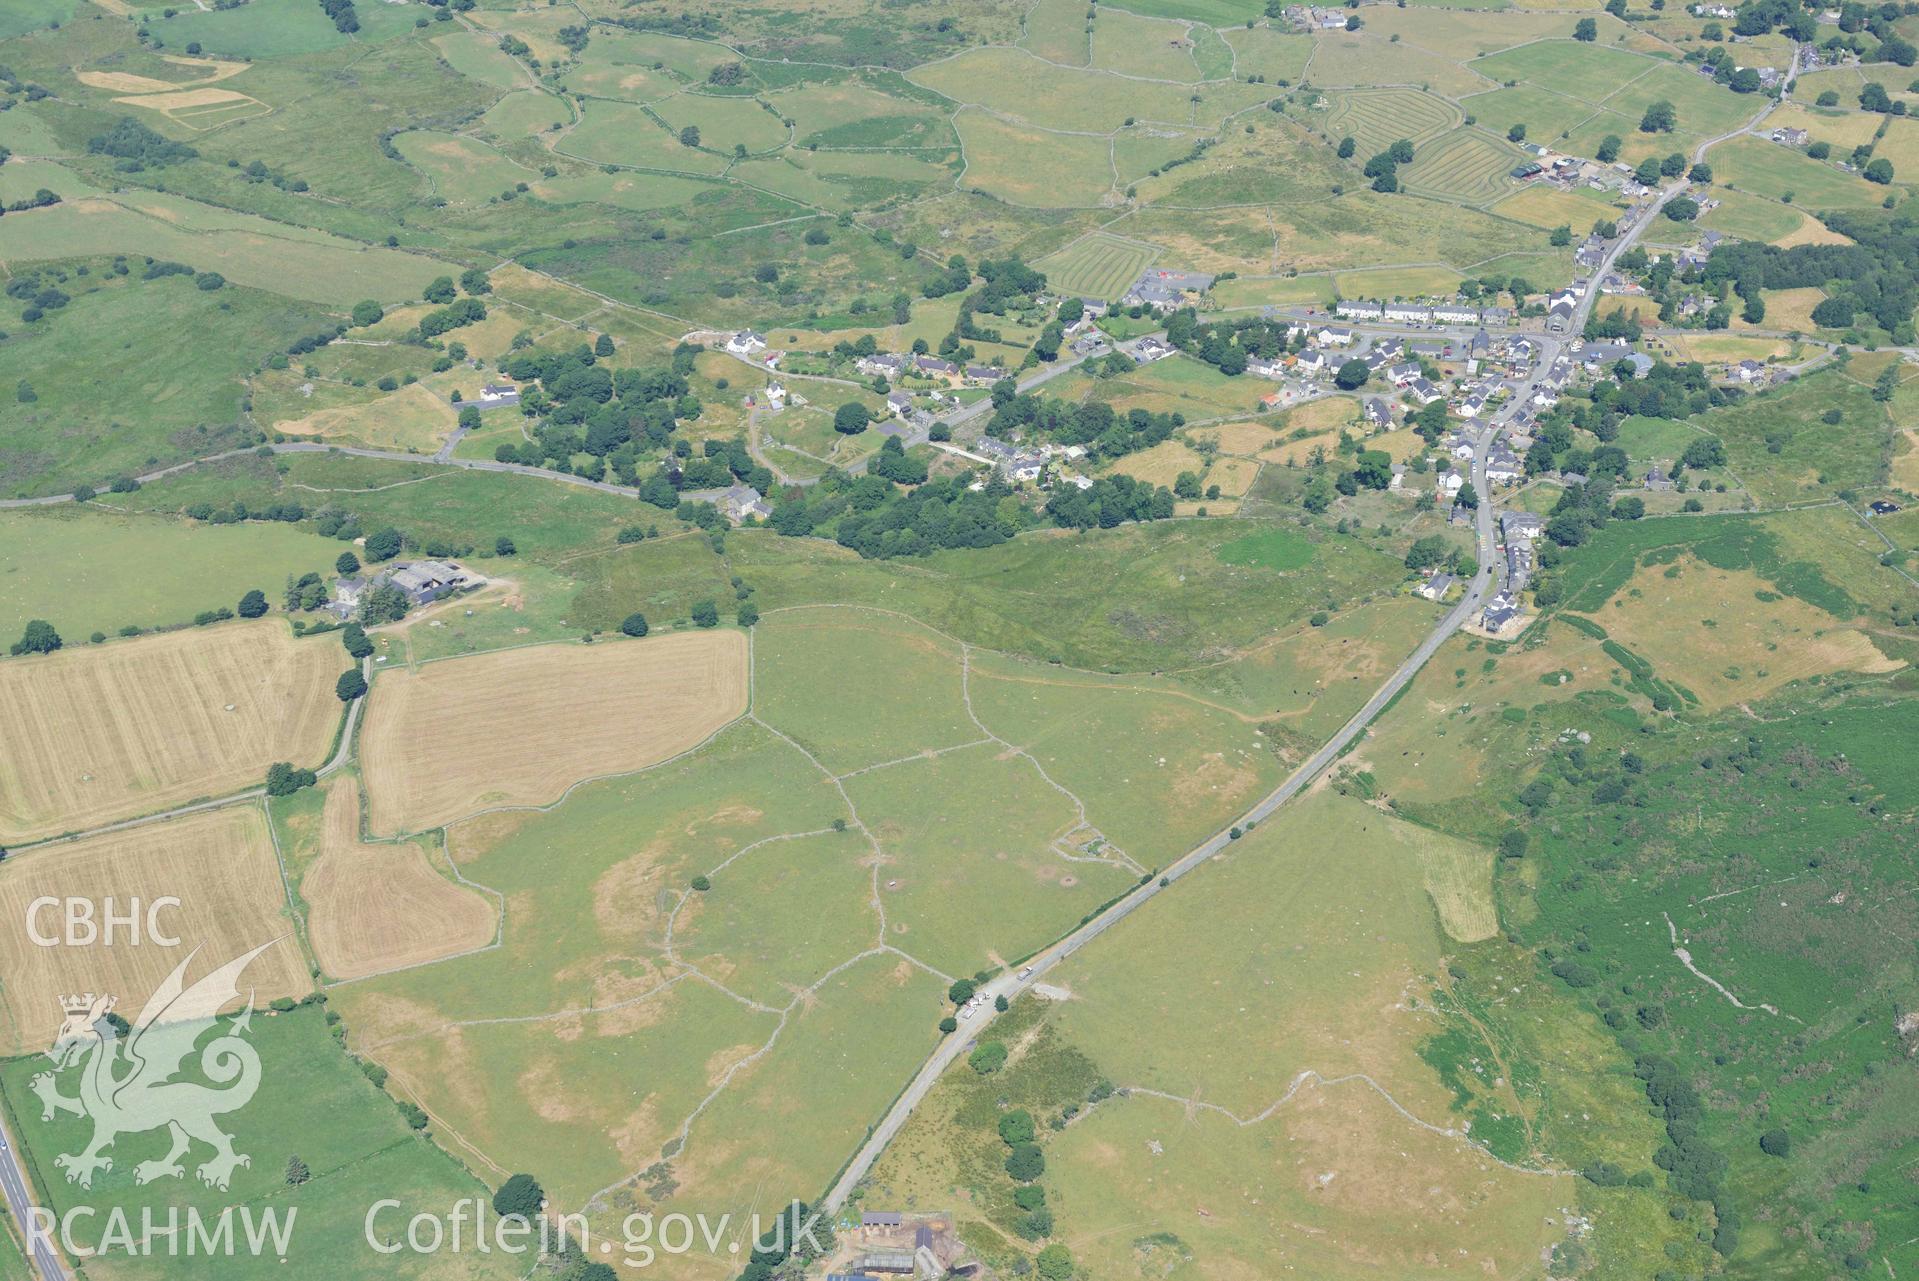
301,778,497,982
1034,232,1160,300
359,631,749,834
1323,87,1461,159
752,608,979,775
1399,129,1524,205
0,621,344,844
0,805,309,1056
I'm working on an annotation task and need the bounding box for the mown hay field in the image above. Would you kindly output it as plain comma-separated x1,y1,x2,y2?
359,630,749,834
0,621,344,843
302,778,496,982
0,804,309,1055
1399,129,1524,205
1323,87,1461,158
1035,232,1160,300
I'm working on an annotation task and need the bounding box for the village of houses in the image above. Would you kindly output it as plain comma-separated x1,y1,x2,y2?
434,223,1804,647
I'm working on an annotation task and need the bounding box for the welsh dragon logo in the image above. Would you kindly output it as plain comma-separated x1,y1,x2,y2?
30,941,277,1191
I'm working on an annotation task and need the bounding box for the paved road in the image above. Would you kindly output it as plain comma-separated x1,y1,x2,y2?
0,1114,64,1280
6,342,1124,509
0,442,645,510
823,141,1711,1215
822,415,1513,1213
821,488,1500,1209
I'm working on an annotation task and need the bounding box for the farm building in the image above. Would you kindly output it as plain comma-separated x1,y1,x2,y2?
470,383,520,409
718,484,773,524
1123,268,1215,310
724,330,767,355
334,560,486,616
387,560,487,606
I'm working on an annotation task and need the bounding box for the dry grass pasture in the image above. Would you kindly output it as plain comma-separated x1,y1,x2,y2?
0,805,309,1055
0,622,344,843
1579,557,1901,711
273,380,461,454
1108,438,1205,487
302,778,496,981
1895,428,1919,490
359,631,749,834
1190,419,1282,455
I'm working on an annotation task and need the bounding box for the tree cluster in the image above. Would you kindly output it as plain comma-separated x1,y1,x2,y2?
1361,138,1416,192
316,0,359,33
1703,214,1919,340
87,117,196,170
494,342,707,482
989,392,1184,463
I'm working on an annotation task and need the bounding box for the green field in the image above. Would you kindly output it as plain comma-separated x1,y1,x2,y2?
654,91,792,156
1706,134,1887,209
0,1006,519,1279
1505,694,1919,1277
1461,82,1604,143
752,607,979,773
842,742,1136,974
1691,368,1894,505
954,110,1115,207
149,0,382,58
392,130,538,206
477,88,573,140
430,29,526,90
966,649,1288,857
1469,40,1658,106
0,274,330,498
0,198,447,305
561,99,733,175
1032,233,1160,300
0,508,345,644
